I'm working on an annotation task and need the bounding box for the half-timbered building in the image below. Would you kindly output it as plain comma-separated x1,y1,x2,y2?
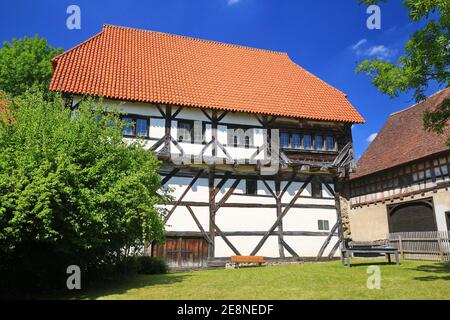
50,25,365,268
348,88,450,242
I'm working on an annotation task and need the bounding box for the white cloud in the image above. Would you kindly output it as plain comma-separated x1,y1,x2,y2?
352,39,367,50
227,0,240,5
351,39,396,60
365,45,391,58
366,133,378,143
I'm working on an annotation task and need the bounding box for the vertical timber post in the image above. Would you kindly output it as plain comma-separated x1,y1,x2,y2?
275,180,285,258
208,110,218,259
334,178,345,260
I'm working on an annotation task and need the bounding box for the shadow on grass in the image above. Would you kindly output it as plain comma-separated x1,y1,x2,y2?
409,262,450,282
69,272,191,300
344,261,394,268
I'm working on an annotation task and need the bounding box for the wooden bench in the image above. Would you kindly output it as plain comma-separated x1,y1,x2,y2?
230,256,265,268
342,247,400,267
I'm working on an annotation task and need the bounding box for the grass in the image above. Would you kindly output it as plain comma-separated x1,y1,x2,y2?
70,259,450,300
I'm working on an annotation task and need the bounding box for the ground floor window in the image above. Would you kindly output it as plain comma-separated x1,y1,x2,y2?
318,220,329,231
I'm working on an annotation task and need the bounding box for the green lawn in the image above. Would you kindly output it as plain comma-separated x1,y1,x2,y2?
72,259,450,300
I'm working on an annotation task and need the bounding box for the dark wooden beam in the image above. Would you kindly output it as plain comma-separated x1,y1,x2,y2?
215,178,242,213
316,221,339,260
186,206,213,245
250,176,313,256
213,223,241,256
280,239,299,258
164,169,203,223
161,168,180,186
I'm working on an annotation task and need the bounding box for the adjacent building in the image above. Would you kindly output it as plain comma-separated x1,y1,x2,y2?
348,88,450,242
50,25,365,267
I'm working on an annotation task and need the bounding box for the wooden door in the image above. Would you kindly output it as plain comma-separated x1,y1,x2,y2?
152,237,208,269
388,199,437,233
446,212,450,231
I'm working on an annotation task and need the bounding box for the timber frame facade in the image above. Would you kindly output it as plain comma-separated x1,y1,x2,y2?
69,96,357,268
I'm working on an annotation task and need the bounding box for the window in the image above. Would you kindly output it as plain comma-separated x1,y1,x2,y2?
177,121,193,143
318,220,329,231
315,135,323,150
280,132,290,148
325,136,334,151
245,179,257,195
291,134,301,149
121,116,149,138
311,177,322,198
136,118,148,137
227,127,254,148
122,117,134,136
303,135,312,149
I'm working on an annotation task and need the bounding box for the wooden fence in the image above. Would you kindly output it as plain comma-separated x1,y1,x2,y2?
388,231,450,262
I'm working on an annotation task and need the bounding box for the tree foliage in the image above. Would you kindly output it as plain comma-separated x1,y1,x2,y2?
357,0,449,144
0,35,62,97
0,92,167,294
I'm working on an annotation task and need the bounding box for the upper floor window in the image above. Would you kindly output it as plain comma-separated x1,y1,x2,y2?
325,136,335,151
280,132,290,148
291,134,301,149
315,135,323,150
177,120,204,143
303,135,312,149
177,121,193,143
121,116,149,138
227,127,254,148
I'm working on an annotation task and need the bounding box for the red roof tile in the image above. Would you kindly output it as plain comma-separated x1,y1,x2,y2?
50,25,364,123
352,88,450,179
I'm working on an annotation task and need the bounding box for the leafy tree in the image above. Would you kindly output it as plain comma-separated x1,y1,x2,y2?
0,35,62,97
0,92,167,294
357,0,449,144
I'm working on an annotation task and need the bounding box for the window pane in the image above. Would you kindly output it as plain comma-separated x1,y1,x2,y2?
291,134,301,149
244,136,250,148
323,220,329,230
178,122,192,142
326,136,334,150
245,179,257,195
193,121,203,143
227,128,234,146
311,177,322,198
136,118,148,137
303,135,312,149
315,135,323,150
280,132,289,148
122,117,134,136
245,129,254,147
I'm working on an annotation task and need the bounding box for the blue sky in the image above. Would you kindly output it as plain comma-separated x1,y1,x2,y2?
0,0,442,158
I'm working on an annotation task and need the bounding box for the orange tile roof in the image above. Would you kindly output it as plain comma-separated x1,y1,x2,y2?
351,88,450,179
50,25,365,123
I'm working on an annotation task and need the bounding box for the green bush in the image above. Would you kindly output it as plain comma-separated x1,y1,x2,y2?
0,92,168,296
136,256,169,275
116,256,142,275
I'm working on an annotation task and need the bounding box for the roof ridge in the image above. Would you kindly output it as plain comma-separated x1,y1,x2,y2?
102,24,289,56
389,87,450,117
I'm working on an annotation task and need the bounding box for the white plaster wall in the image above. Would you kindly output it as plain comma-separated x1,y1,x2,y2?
283,208,337,232
216,207,276,232
283,236,340,257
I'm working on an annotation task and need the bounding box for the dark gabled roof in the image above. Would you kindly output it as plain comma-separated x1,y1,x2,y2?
50,25,365,124
352,88,450,179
